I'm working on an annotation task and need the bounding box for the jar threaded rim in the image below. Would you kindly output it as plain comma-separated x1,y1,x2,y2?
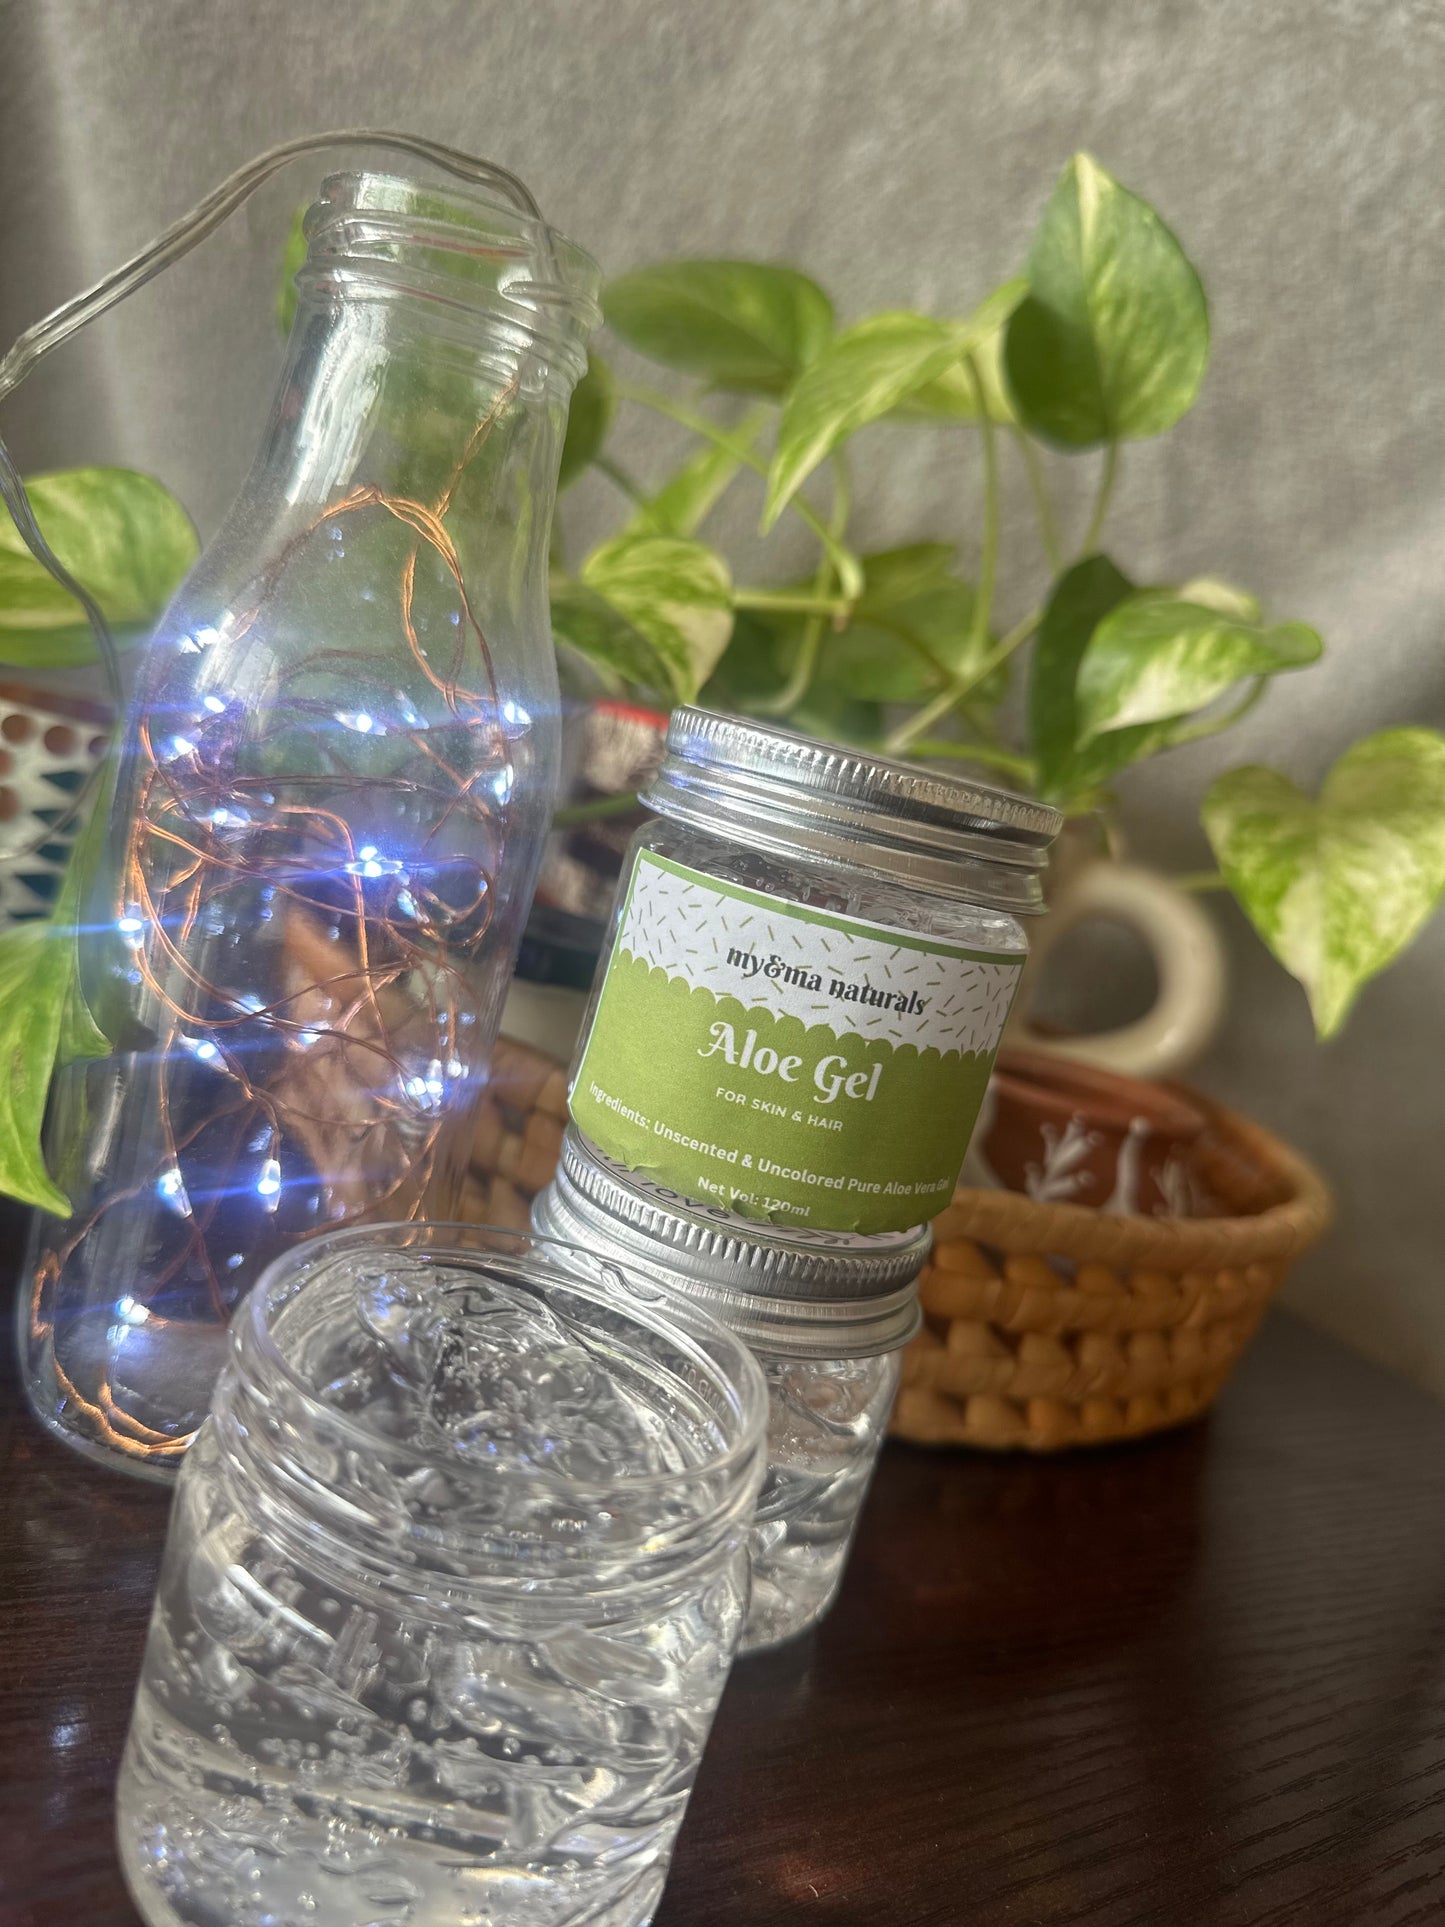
642,707,1062,910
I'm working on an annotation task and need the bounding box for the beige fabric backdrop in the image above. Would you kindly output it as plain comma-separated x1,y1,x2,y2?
2,0,1442,1384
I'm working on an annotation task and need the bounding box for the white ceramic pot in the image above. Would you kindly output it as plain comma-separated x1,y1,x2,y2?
1008,858,1227,1080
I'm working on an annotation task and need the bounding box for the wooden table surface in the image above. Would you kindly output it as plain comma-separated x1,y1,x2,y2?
5,1302,1445,1927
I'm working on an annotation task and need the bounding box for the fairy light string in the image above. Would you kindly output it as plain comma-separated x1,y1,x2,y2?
34,389,520,1462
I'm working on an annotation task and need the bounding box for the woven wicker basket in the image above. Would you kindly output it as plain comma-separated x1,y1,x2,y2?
462,1036,572,1233
465,1037,1333,1454
894,1100,1332,1451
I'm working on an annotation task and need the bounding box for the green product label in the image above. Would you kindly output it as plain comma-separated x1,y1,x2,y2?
571,852,1023,1236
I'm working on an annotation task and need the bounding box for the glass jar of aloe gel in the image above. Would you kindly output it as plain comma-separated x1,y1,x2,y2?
116,1223,766,1927
567,708,1061,1242
535,1128,929,1651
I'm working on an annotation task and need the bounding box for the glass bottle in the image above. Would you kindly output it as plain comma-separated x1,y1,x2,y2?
21,169,600,1478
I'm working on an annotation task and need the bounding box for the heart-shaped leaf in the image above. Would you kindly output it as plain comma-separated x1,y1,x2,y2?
557,534,733,704
0,468,199,668
1004,154,1209,447
763,282,1025,529
841,547,1002,705
603,260,833,394
1076,593,1321,742
1028,554,1135,802
1203,729,1445,1037
558,353,615,491
625,406,769,539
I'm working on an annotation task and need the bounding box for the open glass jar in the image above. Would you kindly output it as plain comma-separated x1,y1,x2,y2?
21,165,600,1478
116,1222,766,1927
568,707,1062,1241
534,1127,929,1652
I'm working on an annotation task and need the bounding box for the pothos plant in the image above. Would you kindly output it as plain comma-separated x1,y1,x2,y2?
547,152,1445,1046
0,154,1440,1214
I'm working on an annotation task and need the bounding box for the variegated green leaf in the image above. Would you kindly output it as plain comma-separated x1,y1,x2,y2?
1028,553,1137,803
762,282,1025,528
0,468,198,667
551,584,679,701
0,921,72,1214
1004,153,1209,447
560,534,733,703
1203,729,1445,1037
1076,593,1321,742
0,770,114,1213
604,260,833,394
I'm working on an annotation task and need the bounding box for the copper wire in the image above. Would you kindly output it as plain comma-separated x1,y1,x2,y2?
32,399,522,1461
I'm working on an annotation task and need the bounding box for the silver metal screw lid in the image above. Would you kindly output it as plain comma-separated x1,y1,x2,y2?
641,706,1063,911
535,1128,928,1358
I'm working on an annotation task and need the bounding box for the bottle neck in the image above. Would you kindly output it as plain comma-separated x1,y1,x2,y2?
254,167,595,521
260,290,566,518
212,285,571,699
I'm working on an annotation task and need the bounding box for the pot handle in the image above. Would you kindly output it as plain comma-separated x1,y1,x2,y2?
1010,863,1227,1080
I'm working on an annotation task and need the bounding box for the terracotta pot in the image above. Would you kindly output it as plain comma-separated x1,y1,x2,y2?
982,1047,1210,1220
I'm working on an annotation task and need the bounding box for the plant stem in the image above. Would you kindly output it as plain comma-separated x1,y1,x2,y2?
1079,439,1118,555
753,455,851,719
752,618,826,720
733,589,852,618
616,382,864,598
1175,870,1229,893
1013,427,1062,571
967,356,999,657
884,355,1011,759
551,791,641,829
910,737,1037,783
594,456,648,507
884,605,1042,756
